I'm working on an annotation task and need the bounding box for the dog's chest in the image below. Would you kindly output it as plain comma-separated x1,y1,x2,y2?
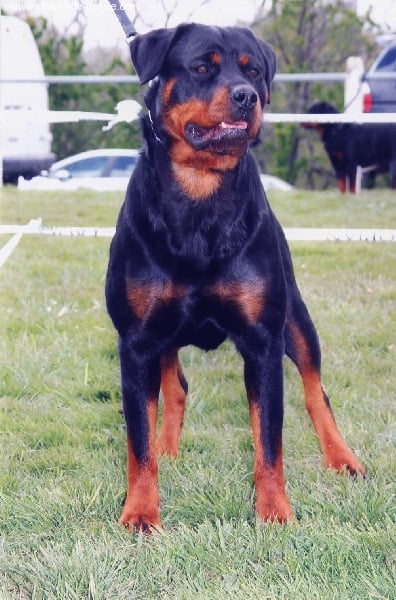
126,277,266,335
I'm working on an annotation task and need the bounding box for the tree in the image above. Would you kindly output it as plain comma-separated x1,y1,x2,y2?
251,0,379,187
26,14,141,160
6,1,381,185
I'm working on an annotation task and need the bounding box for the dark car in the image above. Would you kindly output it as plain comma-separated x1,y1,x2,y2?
363,42,396,112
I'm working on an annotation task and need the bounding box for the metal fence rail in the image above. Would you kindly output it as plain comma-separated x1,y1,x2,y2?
2,72,396,85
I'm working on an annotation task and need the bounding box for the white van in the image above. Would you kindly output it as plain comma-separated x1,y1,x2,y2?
0,16,55,183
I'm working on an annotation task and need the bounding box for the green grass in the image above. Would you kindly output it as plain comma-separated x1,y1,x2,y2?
0,187,395,599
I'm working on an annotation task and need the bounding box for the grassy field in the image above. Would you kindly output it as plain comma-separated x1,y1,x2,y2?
0,186,395,599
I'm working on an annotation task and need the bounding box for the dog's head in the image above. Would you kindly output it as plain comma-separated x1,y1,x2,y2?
130,24,276,198
307,102,340,115
302,101,340,131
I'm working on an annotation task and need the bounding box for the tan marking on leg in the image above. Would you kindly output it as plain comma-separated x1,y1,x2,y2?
120,401,162,532
157,350,187,458
249,401,295,523
303,371,365,475
288,321,364,476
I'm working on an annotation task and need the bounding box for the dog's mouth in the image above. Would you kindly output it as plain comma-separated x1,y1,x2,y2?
185,121,248,150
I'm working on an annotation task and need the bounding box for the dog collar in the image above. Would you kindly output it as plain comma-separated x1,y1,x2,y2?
148,110,165,145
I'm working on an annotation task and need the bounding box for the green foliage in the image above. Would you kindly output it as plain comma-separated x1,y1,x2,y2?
1,187,395,599
6,3,385,187
26,16,141,160
253,0,381,187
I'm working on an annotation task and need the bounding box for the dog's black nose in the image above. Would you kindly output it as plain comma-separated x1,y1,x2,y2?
231,85,258,110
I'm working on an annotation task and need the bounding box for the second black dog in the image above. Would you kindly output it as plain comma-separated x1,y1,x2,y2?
304,101,396,192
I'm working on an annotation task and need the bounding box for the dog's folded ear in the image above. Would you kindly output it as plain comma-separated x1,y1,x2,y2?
256,38,276,104
130,25,196,84
130,27,177,84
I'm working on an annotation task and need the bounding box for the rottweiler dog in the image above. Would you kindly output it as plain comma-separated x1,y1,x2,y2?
106,24,364,532
304,101,396,193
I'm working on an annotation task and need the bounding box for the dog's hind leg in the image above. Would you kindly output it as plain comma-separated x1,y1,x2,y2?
157,348,188,458
285,299,365,477
238,330,295,523
336,175,348,193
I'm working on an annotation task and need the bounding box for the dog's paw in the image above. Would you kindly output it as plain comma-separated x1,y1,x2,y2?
324,447,365,478
119,503,162,534
157,434,179,459
256,498,296,524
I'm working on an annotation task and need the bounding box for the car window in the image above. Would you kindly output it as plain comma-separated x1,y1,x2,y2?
376,47,396,72
53,156,109,178
110,155,137,177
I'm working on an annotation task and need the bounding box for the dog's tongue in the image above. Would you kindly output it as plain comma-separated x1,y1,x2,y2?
219,121,248,130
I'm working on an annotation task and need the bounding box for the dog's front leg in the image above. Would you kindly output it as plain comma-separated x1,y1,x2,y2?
118,338,161,532
242,337,295,523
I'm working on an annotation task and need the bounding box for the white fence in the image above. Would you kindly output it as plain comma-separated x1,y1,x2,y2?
1,64,396,268
1,221,395,268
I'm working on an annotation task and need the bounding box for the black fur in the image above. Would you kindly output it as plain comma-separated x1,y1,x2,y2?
105,25,364,531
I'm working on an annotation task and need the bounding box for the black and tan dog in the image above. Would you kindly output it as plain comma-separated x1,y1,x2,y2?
304,101,396,193
106,24,364,532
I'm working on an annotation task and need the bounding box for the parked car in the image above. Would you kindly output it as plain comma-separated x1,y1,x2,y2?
18,148,292,192
363,41,396,112
260,174,294,191
18,149,139,190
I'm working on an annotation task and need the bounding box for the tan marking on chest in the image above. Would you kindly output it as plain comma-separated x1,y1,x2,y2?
209,280,266,325
126,280,185,320
172,163,223,199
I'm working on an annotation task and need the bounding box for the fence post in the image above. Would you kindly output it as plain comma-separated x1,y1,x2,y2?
344,56,364,192
0,125,3,188
344,56,364,113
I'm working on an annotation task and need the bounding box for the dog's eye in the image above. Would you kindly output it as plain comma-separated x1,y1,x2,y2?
196,64,209,74
247,68,259,79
